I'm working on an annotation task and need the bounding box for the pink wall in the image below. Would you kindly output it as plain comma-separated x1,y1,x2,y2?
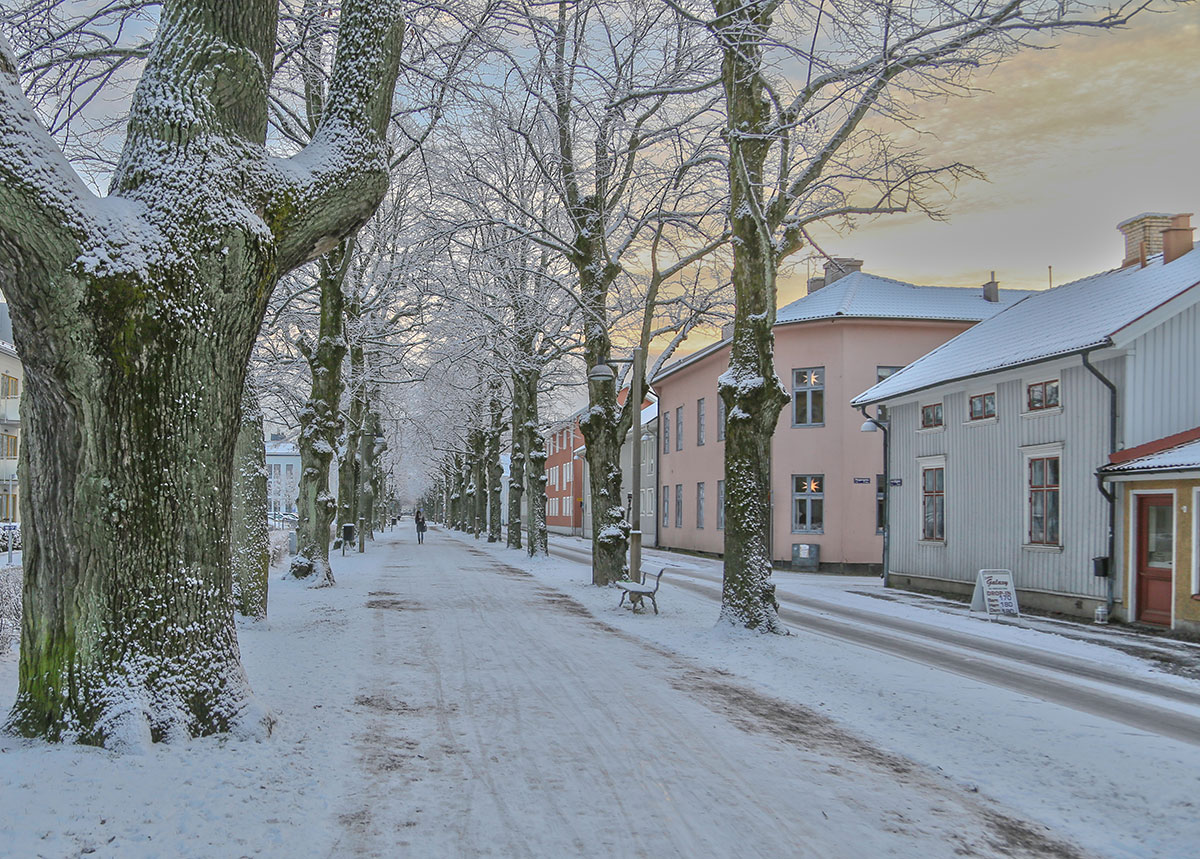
657,318,973,568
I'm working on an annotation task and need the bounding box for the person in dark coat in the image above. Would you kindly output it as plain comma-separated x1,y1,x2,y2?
415,509,427,544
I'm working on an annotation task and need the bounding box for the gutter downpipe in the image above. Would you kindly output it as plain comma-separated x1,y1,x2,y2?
1082,348,1117,613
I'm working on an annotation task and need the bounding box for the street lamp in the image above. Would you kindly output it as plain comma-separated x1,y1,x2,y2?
859,408,890,587
587,347,645,583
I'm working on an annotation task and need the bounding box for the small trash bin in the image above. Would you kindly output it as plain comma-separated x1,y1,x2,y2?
792,542,820,572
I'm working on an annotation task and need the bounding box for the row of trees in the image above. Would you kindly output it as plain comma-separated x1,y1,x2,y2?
0,0,1164,747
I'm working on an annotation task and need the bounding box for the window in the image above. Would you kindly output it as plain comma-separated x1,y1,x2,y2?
643,438,655,475
792,367,825,426
1,374,17,398
643,488,654,519
876,473,886,534
696,482,705,529
662,485,669,528
1028,456,1061,545
920,403,943,429
663,412,670,454
791,474,824,533
876,367,902,422
675,484,683,528
0,434,16,459
717,396,726,441
675,406,684,451
697,398,706,446
921,465,945,541
717,480,725,530
969,393,996,421
1027,380,1060,412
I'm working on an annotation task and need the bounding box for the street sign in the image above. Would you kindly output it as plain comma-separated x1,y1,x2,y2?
970,569,1020,620
853,477,871,484
889,478,902,487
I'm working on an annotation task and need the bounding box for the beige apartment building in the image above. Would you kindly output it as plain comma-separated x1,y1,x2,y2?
651,260,1027,572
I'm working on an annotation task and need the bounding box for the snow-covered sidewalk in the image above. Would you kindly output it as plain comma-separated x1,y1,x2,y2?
1,529,1198,857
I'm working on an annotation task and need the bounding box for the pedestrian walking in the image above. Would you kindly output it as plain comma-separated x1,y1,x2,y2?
415,509,427,544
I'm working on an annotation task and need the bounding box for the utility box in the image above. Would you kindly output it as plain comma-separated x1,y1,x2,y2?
792,542,820,572
1093,556,1110,578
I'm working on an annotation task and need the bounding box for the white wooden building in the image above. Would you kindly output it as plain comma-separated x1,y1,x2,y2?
853,213,1200,620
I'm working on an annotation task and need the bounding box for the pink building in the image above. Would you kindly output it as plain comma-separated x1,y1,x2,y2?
650,260,1028,572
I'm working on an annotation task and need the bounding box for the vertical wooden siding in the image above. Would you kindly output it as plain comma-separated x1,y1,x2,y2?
889,356,1122,599
1125,302,1200,447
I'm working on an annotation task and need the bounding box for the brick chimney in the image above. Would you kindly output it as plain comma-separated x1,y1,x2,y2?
982,271,999,302
824,257,863,285
1162,213,1195,264
1117,213,1173,267
806,276,826,294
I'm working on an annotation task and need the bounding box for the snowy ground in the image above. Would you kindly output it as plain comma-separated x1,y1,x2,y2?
1,527,1198,857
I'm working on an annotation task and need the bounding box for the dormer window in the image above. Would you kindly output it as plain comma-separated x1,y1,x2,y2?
969,393,996,421
1027,380,1060,412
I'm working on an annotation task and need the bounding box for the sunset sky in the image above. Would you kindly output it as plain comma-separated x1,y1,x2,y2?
786,4,1200,304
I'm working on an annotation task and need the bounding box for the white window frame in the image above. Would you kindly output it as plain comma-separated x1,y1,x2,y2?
1021,443,1064,552
697,398,706,446
916,454,946,546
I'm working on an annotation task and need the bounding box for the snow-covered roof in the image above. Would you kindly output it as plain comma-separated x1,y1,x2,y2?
651,272,1026,384
1100,438,1200,474
640,402,658,424
265,441,299,456
776,272,1028,325
854,251,1200,406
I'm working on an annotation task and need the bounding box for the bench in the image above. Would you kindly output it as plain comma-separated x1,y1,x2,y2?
617,568,665,614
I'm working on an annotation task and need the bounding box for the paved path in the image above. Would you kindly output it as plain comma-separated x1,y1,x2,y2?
332,530,1084,858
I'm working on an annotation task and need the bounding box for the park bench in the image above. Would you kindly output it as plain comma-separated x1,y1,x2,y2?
616,568,665,614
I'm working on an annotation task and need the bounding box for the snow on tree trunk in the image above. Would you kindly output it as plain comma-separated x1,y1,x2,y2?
525,373,548,556
291,248,348,584
506,369,529,549
338,342,365,544
486,379,503,544
0,0,405,746
232,382,269,619
712,0,787,633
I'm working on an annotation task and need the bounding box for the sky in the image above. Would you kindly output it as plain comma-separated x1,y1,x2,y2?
788,4,1200,303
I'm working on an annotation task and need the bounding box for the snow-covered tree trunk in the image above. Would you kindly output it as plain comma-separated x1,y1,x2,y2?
486,378,503,543
507,368,529,549
0,0,404,745
337,339,365,542
290,247,349,584
231,382,269,619
469,423,485,538
525,374,548,557
712,0,787,632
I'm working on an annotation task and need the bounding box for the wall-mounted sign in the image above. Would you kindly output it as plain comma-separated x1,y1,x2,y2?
889,478,903,487
852,477,871,484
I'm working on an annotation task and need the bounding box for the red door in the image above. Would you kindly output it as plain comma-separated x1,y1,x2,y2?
1136,494,1174,626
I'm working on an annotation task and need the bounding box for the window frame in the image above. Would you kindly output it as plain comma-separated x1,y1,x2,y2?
675,406,684,451
791,367,826,427
696,482,705,529
717,479,725,531
662,485,669,528
697,398,706,446
920,402,944,429
717,396,726,441
662,411,670,454
1023,443,1064,549
675,483,683,528
1025,379,1061,414
917,455,946,544
876,473,886,535
791,473,825,534
968,392,997,422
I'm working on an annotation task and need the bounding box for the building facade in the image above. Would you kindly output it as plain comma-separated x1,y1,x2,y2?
544,418,585,536
652,262,1026,570
855,213,1200,622
0,339,20,525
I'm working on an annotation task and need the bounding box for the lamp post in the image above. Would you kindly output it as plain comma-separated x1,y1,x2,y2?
586,346,644,583
859,408,890,587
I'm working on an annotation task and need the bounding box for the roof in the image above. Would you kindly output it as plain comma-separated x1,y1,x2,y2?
1100,438,1200,474
776,272,1028,325
853,250,1200,406
651,272,1025,385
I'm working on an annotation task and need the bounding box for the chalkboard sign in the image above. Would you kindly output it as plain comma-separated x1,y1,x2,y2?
969,569,1020,620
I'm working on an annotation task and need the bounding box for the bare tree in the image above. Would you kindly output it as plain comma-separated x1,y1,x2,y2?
0,0,405,746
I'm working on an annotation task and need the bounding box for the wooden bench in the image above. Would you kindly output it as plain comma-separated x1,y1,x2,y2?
617,568,665,614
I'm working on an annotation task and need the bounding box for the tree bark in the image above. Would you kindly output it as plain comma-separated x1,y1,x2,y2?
290,246,349,584
0,0,405,745
712,0,787,633
525,370,548,556
232,382,269,619
486,378,503,543
337,336,365,544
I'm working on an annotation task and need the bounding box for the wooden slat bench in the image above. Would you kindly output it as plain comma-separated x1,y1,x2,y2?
616,568,665,614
